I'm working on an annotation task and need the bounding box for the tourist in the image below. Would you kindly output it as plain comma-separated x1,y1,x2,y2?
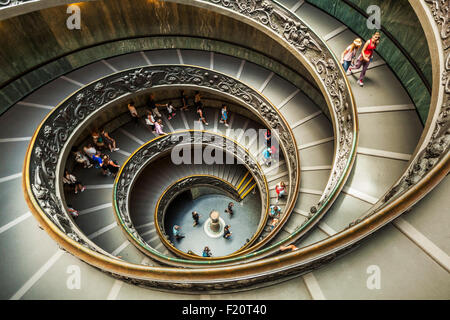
202,246,212,257
92,151,103,169
348,31,381,87
100,129,119,152
180,90,189,111
269,217,279,230
225,202,234,217
341,38,362,73
275,181,286,203
220,104,229,127
197,102,208,126
128,101,139,124
223,225,232,239
154,119,166,136
101,155,110,176
173,225,185,240
148,93,166,118
106,157,120,177
192,211,200,227
67,204,79,219
92,131,105,150
194,91,201,109
145,110,156,132
72,147,92,168
264,129,272,148
63,170,86,194
83,143,97,159
280,244,299,252
166,101,176,120
262,147,272,167
269,205,281,218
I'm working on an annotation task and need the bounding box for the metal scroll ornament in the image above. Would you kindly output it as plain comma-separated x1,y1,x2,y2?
204,0,357,213
114,131,268,254
28,65,296,254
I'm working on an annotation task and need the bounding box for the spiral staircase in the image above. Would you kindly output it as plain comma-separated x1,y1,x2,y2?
0,0,449,300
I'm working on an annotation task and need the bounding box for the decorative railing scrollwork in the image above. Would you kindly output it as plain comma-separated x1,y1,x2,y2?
25,64,305,267
198,0,358,243
114,131,269,263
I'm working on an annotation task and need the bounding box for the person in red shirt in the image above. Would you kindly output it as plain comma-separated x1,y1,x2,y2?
275,181,286,203
348,32,381,87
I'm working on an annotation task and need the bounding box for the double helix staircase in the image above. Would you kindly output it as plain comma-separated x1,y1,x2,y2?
0,0,448,299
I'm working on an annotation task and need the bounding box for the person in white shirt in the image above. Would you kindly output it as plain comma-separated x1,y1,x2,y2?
83,144,97,159
154,119,166,136
145,110,156,132
63,170,86,194
340,38,362,74
128,101,139,124
166,101,176,120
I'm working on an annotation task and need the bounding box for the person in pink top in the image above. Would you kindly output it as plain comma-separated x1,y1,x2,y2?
348,32,381,87
154,119,166,136
340,38,362,73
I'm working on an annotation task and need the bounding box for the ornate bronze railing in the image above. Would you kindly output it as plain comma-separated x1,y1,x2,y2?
113,131,270,263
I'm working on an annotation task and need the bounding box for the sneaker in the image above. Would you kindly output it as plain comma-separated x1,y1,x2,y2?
113,148,120,151
75,190,78,194
81,186,86,192
205,123,209,126
358,80,364,87
225,123,229,127
346,69,352,76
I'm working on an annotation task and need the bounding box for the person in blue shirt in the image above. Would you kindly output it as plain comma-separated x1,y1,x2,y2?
269,205,281,218
173,225,185,240
92,151,103,169
223,225,232,239
220,104,229,127
202,246,212,257
262,147,272,167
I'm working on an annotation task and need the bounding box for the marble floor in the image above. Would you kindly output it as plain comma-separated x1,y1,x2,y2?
164,190,262,257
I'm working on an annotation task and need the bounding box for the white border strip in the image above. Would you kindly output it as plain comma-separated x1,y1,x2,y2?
0,137,31,143
357,147,411,161
358,104,415,114
60,76,84,87
176,49,184,64
79,203,112,216
303,272,326,300
101,59,118,72
323,25,348,41
298,137,334,150
0,212,32,235
10,249,65,300
291,111,322,129
342,186,378,204
278,88,299,110
393,217,450,273
236,60,246,79
88,222,117,239
85,184,114,190
17,101,53,110
291,0,305,12
259,72,274,92
140,51,152,65
0,172,22,184
118,128,145,145
301,165,332,171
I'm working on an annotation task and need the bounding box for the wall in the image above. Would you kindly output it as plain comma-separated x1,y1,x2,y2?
0,0,327,115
